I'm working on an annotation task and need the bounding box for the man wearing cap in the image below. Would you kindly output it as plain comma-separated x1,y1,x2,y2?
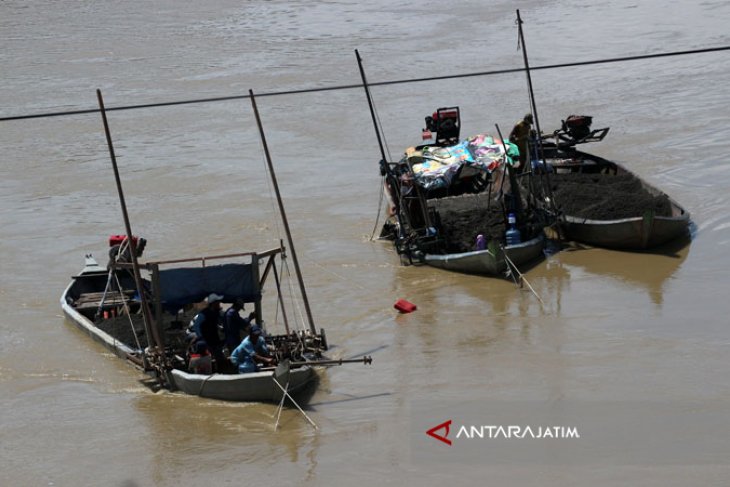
191,293,225,364
230,325,276,373
223,298,253,352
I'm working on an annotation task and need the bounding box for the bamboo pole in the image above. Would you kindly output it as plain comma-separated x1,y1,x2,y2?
516,10,542,142
355,49,388,166
354,49,431,236
516,10,563,240
96,89,164,365
248,90,316,335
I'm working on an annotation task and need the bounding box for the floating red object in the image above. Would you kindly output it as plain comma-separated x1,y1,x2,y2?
394,299,417,313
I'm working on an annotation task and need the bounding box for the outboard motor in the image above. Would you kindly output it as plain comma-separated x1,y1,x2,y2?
561,115,593,142
108,235,146,269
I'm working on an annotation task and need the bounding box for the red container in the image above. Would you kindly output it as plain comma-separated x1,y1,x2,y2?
109,234,138,247
394,299,417,314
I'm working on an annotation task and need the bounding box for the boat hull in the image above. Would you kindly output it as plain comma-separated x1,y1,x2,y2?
170,367,315,402
61,257,319,403
423,233,545,275
560,209,690,250
60,260,145,366
539,147,691,250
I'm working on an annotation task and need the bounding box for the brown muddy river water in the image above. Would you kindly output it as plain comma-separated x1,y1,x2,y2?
2,1,730,485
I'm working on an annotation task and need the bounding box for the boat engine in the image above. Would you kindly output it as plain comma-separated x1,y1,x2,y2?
561,115,593,142
108,235,146,268
423,106,461,146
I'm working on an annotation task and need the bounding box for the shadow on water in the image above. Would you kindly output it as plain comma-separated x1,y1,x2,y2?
388,232,690,325
554,228,692,257
133,376,324,479
555,234,691,306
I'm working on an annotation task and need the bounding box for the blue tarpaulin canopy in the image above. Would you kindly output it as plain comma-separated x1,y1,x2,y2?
158,263,259,312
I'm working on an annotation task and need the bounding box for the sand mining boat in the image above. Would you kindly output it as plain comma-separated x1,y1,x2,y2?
60,242,326,402
378,106,548,277
530,115,691,250
60,89,371,404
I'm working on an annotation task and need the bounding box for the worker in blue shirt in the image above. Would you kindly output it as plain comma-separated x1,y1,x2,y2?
230,325,276,373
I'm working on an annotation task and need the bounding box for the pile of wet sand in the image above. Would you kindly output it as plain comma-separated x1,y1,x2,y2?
96,314,151,349
95,311,194,351
429,195,509,253
547,172,673,220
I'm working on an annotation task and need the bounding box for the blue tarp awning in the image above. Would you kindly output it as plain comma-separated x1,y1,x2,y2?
158,263,259,312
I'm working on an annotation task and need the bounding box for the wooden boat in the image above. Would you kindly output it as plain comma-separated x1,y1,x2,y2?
61,244,322,403
378,107,548,277
532,116,691,250
60,89,370,405
421,235,545,275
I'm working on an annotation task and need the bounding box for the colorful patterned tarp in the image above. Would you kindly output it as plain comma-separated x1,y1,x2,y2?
405,133,519,190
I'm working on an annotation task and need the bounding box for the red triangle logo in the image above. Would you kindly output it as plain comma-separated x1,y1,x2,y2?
426,419,452,446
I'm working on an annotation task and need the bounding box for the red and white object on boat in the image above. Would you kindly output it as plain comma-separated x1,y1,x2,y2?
108,234,139,247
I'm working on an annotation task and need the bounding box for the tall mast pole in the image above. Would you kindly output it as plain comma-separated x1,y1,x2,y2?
516,9,543,140
249,89,316,335
355,49,388,166
96,89,163,366
355,49,431,231
516,10,561,233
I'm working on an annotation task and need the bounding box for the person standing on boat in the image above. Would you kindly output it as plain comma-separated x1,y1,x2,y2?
509,113,533,172
223,298,252,352
229,325,276,373
192,293,225,363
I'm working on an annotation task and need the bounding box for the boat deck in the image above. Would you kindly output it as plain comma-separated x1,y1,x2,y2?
73,290,135,311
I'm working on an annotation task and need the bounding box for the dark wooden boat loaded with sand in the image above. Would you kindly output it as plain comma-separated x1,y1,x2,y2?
531,115,691,250
378,107,548,277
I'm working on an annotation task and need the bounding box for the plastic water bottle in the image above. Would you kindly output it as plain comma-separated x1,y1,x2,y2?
505,213,521,246
475,234,486,250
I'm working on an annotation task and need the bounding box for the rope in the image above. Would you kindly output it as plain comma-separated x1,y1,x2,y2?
370,89,392,163
502,247,545,306
275,258,305,349
3,46,728,122
282,256,308,333
197,373,215,396
369,177,386,241
366,85,393,241
113,272,144,351
257,134,285,243
300,254,370,292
